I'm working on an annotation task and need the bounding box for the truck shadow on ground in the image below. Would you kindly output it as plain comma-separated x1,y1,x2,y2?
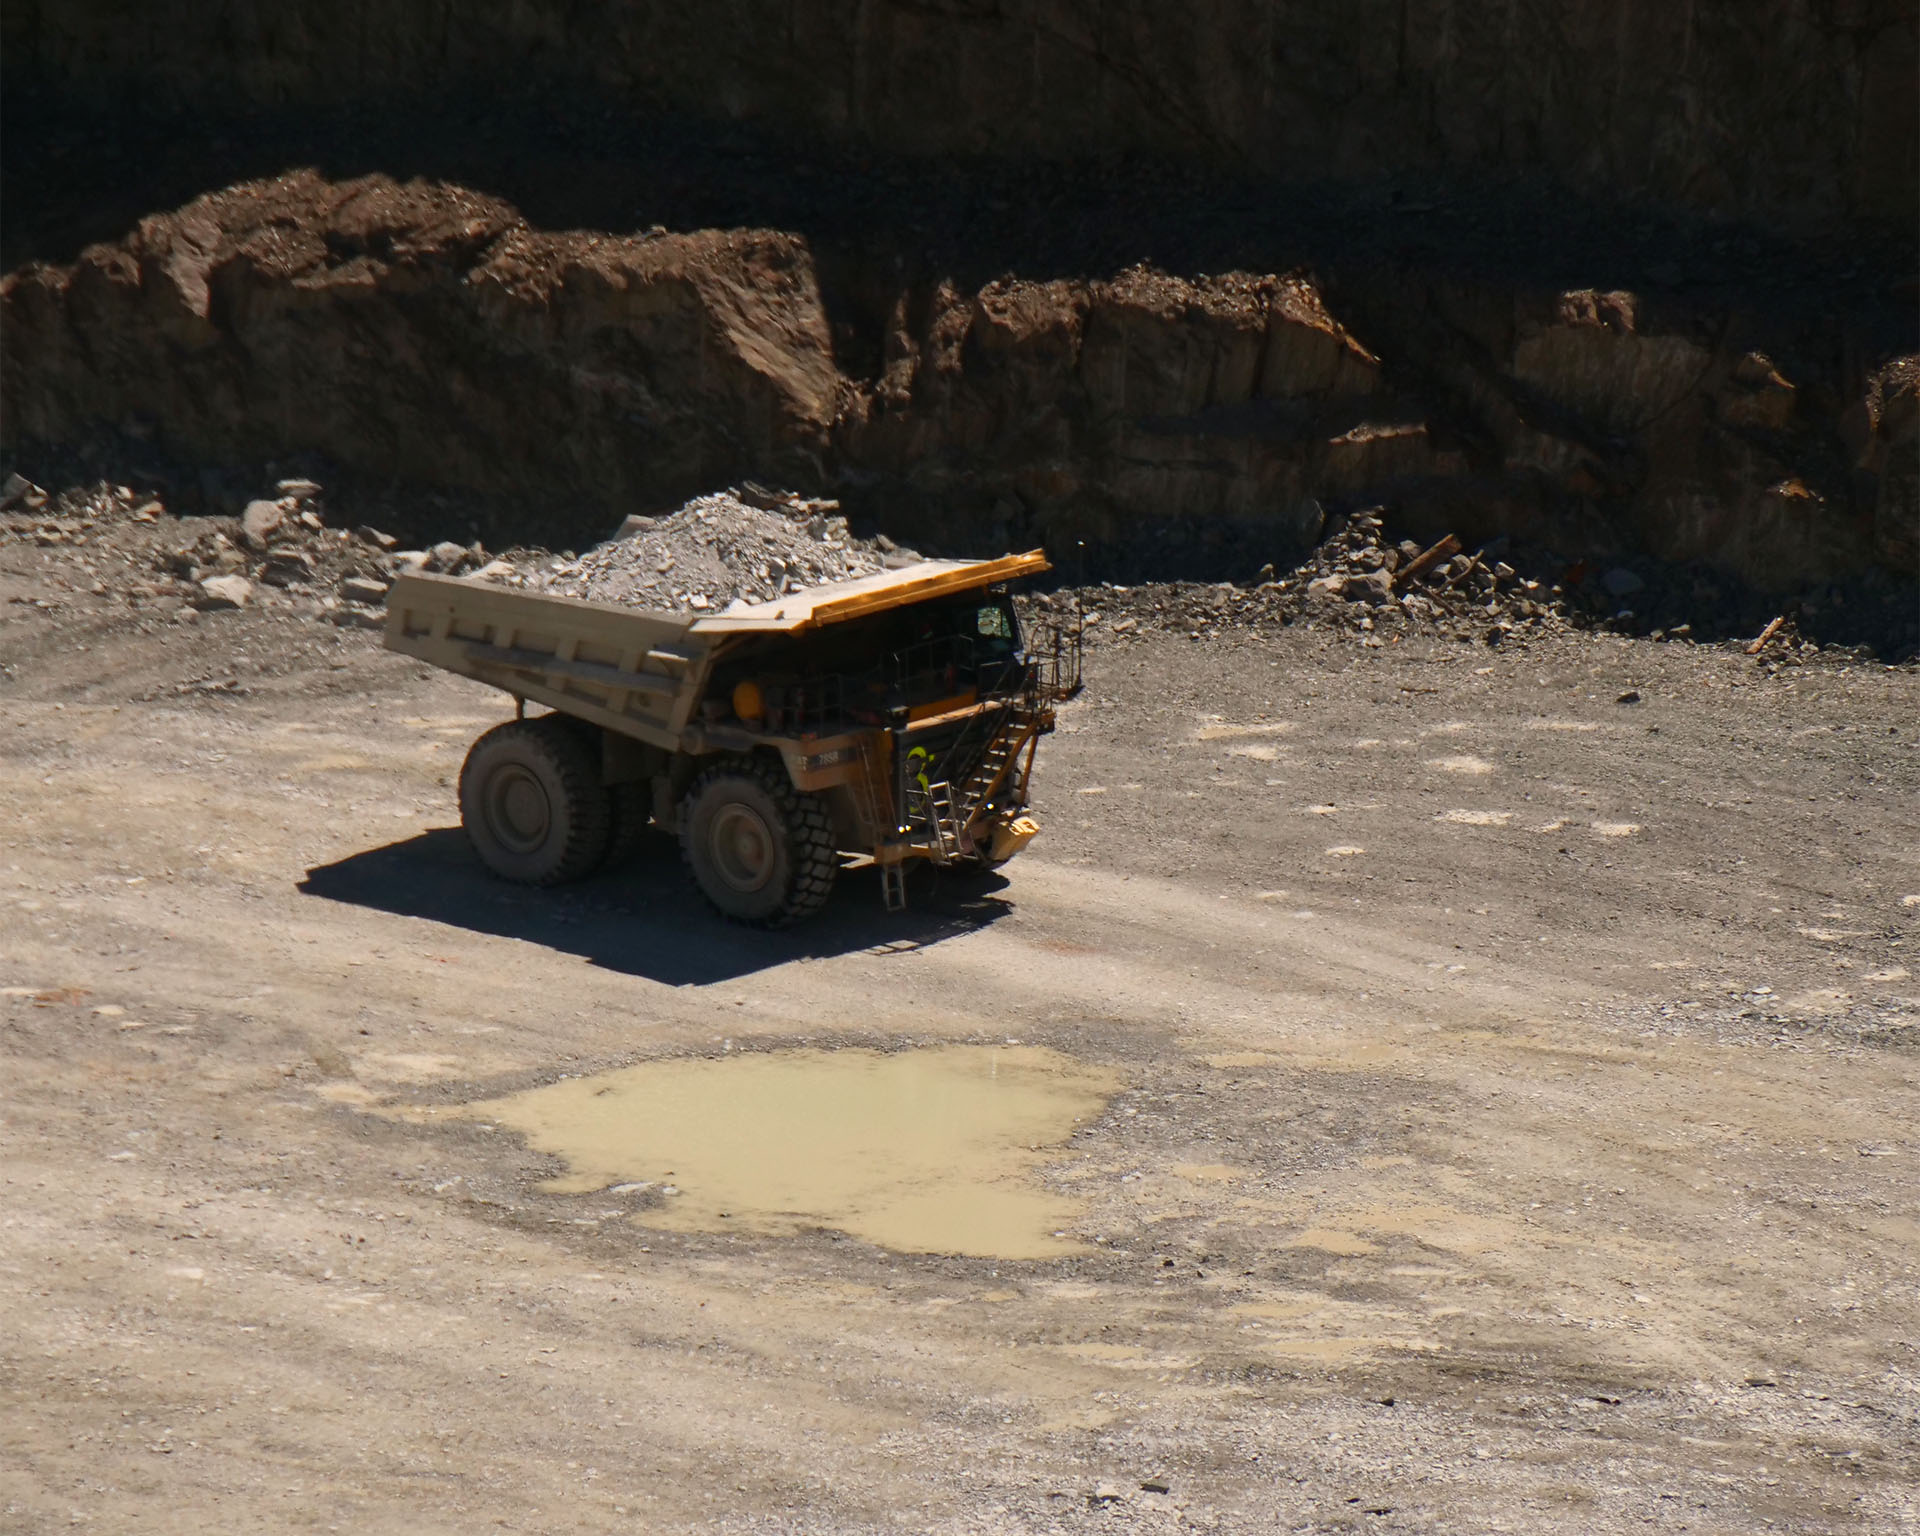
297,828,1013,985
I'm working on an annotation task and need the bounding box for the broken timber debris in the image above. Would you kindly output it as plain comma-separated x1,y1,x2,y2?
1393,534,1462,591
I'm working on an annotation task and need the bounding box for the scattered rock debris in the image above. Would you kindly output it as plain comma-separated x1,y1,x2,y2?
0,478,1912,662
1031,509,1572,650
1032,507,1915,660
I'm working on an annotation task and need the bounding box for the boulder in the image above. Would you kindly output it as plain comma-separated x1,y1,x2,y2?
339,575,391,605
194,574,252,610
262,550,316,586
1348,568,1395,605
0,471,42,511
239,499,284,550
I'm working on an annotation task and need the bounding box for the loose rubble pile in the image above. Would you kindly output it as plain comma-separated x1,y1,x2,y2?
513,489,909,611
3,473,1909,662
1278,510,1564,643
1042,508,1913,661
1035,510,1580,651
0,472,494,631
0,478,921,634
156,489,497,630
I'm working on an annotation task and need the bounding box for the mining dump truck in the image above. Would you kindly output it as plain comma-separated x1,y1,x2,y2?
383,553,1080,926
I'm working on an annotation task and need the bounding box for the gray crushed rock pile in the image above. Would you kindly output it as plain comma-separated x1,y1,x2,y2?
1058,509,1576,651
512,490,914,612
1055,506,1911,660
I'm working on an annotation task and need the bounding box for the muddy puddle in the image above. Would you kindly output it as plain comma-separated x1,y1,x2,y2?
456,1045,1122,1259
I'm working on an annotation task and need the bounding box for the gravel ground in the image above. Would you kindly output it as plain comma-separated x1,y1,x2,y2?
3,482,1918,1535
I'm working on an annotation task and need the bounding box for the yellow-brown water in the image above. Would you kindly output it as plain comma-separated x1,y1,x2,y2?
458,1045,1122,1259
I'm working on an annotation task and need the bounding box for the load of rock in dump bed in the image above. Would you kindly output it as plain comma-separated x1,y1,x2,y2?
514,490,913,612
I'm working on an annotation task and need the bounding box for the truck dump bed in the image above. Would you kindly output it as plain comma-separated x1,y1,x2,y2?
383,552,1052,752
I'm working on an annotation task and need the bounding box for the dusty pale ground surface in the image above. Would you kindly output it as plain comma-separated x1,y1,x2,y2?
3,525,1918,1534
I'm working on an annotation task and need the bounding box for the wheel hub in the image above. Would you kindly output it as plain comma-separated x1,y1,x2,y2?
709,802,776,893
486,764,552,853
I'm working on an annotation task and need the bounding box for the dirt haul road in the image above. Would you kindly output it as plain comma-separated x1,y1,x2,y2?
3,541,1918,1534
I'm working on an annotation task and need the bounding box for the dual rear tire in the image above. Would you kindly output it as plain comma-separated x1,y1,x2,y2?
458,717,612,886
459,723,835,926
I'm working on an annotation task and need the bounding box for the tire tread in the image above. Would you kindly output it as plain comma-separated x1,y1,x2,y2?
457,716,611,886
680,755,837,928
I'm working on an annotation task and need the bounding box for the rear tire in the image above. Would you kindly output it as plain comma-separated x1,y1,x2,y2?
458,717,612,885
680,757,837,927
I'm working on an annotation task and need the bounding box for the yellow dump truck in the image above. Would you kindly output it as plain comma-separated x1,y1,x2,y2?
383,552,1080,926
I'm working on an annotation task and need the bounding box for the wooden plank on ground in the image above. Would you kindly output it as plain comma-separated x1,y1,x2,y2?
1393,534,1461,590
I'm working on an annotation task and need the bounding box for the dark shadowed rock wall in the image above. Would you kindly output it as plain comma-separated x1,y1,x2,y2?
0,175,847,510
6,174,1913,593
5,0,1914,231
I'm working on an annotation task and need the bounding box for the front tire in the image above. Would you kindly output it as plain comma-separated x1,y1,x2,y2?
680,757,836,927
458,717,612,885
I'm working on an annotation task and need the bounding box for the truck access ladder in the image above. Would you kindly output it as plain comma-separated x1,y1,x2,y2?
905,703,1046,866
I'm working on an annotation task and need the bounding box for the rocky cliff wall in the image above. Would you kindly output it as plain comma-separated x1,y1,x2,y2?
2,175,845,513
5,0,1914,231
5,174,1912,596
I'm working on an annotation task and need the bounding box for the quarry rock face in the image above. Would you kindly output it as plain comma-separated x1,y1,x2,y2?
842,269,1389,560
1859,358,1919,575
1491,289,1885,588
1,172,842,512
842,262,1913,590
3,173,1913,594
4,0,1913,231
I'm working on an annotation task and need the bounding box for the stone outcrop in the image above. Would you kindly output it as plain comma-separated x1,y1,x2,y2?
1853,358,1919,575
4,173,1913,594
1495,290,1879,588
842,269,1399,560
841,267,1913,591
4,1,1913,231
0,172,843,511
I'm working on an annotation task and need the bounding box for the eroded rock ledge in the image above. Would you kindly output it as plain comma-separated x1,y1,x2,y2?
3,172,1914,594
